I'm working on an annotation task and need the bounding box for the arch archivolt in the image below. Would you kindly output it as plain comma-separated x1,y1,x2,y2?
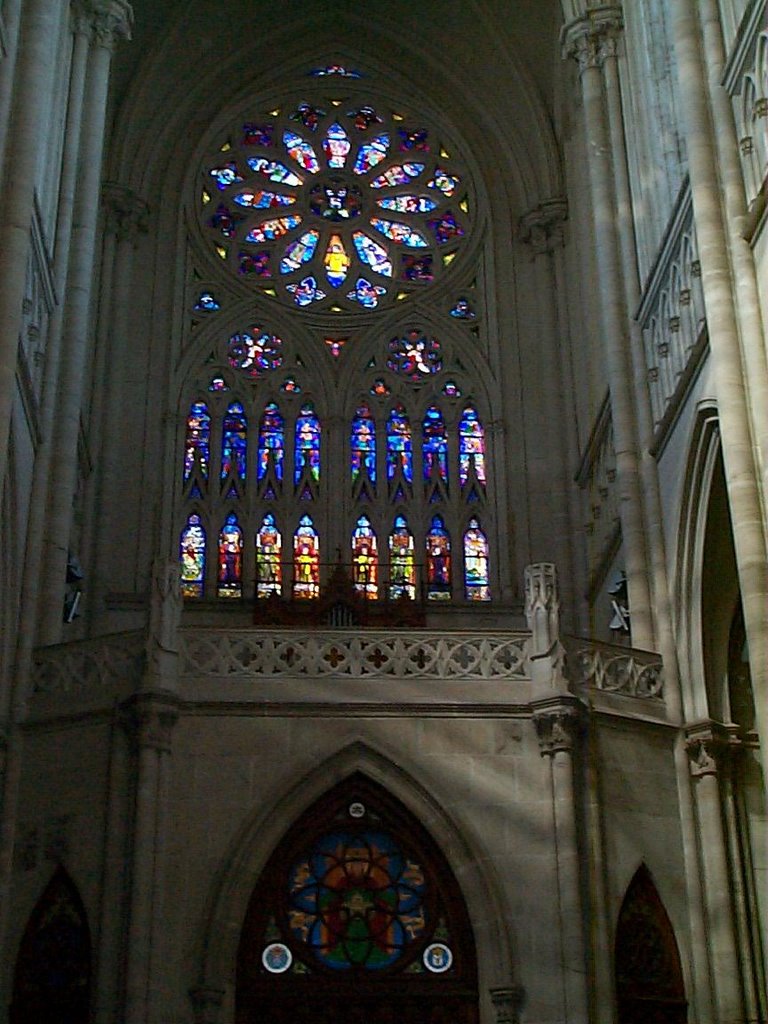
194,740,518,1009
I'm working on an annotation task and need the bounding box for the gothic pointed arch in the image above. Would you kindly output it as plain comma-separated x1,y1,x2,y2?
236,773,478,1024
10,866,92,1024
614,865,686,1024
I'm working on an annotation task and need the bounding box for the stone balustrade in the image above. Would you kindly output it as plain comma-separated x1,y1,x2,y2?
562,636,664,699
723,2,767,217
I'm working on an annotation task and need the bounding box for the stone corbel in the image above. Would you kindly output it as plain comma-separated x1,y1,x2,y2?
532,696,586,757
102,182,150,242
89,0,133,50
684,720,739,778
518,198,568,255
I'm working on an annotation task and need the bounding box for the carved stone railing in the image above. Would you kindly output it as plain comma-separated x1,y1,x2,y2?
32,631,145,694
636,179,708,435
563,636,664,700
178,629,529,681
723,1,767,218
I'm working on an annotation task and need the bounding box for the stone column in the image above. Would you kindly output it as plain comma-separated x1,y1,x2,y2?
669,0,768,786
519,201,580,632
121,691,180,1024
490,985,525,1024
87,184,149,631
36,0,134,645
532,698,589,1024
562,8,655,650
685,722,746,1023
0,0,23,173
0,0,60,490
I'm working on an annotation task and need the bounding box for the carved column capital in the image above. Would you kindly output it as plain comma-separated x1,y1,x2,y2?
561,7,624,72
519,198,568,253
685,721,739,777
531,697,586,756
87,0,133,50
189,986,225,1024
102,182,150,241
490,985,525,1024
120,692,181,753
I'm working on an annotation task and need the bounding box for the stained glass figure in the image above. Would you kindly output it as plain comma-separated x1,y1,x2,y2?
450,297,476,319
370,219,428,247
387,330,442,380
325,337,347,357
422,406,448,482
281,230,320,273
426,515,451,600
258,402,284,481
209,162,243,189
347,278,386,308
442,381,462,397
287,829,426,968
238,251,272,276
351,404,376,483
353,133,390,174
324,234,351,287
463,517,490,601
180,513,206,598
370,378,390,396
388,515,416,600
377,195,437,214
207,376,229,391
291,103,325,131
323,123,351,167
428,212,464,245
218,512,243,598
242,123,274,146
209,204,243,236
281,377,301,393
227,328,283,377
402,255,433,282
369,163,425,189
246,156,302,186
194,291,220,311
310,64,362,78
256,513,282,597
386,405,412,482
244,215,302,242
352,232,392,277
348,105,383,131
426,168,459,196
293,515,320,598
233,190,297,209
184,401,210,481
283,131,320,173
352,515,378,597
294,404,321,482
221,402,247,480
398,128,429,151
287,275,326,306
309,181,362,220
459,406,486,485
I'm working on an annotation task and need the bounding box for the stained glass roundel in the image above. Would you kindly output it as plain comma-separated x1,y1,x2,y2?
288,829,427,970
200,91,470,312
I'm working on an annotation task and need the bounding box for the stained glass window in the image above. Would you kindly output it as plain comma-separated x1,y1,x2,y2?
201,99,469,312
293,515,320,598
426,515,451,600
389,515,415,600
256,513,282,597
258,402,284,481
459,406,486,486
218,512,243,598
386,405,412,482
294,404,321,483
221,402,247,480
180,513,206,598
422,406,448,482
184,401,210,481
351,404,376,483
388,330,442,380
463,518,490,601
228,328,284,377
352,515,378,598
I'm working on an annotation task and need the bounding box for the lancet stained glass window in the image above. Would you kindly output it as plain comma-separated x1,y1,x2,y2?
184,401,210,481
423,406,448,483
351,404,376,483
293,515,320,598
352,515,378,598
180,513,206,598
463,517,490,601
386,406,413,482
218,512,243,597
256,513,282,597
389,515,416,600
222,402,247,480
258,402,284,481
294,404,321,484
459,407,486,486
426,515,451,600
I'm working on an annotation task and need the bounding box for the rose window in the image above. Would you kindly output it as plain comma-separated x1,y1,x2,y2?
200,91,470,312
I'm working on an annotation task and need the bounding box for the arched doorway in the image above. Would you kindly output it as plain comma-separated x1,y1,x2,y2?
614,865,686,1024
10,866,91,1024
236,773,478,1024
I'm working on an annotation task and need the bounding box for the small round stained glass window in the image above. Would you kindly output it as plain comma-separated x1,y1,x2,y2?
199,83,470,313
287,829,427,970
262,942,292,973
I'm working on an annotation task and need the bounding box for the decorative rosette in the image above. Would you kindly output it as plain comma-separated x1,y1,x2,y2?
200,92,470,312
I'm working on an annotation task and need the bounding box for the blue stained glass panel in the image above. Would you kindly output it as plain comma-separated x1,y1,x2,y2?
281,230,320,273
352,232,392,277
351,404,376,483
386,405,412,482
180,514,206,598
422,406,447,482
426,515,451,600
353,133,390,174
218,512,243,598
246,157,303,186
184,401,210,481
369,163,425,188
294,405,321,482
258,402,284,481
221,402,247,480
370,218,428,247
283,131,320,173
459,406,486,485
464,517,490,601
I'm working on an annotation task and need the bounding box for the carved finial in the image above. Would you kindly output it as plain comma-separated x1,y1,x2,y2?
525,563,560,653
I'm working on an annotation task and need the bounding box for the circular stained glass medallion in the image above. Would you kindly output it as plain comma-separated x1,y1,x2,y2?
423,942,453,973
262,942,293,973
200,91,470,313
